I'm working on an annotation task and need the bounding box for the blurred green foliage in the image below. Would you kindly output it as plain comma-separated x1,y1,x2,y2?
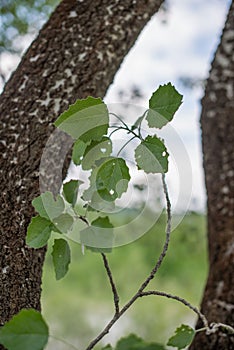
42,212,208,350
0,0,59,55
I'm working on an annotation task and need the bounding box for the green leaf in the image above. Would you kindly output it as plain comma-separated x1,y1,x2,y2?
167,324,195,349
54,96,109,142
0,309,48,350
82,137,112,170
82,166,115,212
135,136,169,173
80,216,113,253
96,157,130,201
32,192,64,221
63,179,82,206
26,216,52,248
52,213,74,234
72,139,88,165
101,345,112,350
147,83,183,129
115,334,165,350
116,334,143,350
52,239,71,280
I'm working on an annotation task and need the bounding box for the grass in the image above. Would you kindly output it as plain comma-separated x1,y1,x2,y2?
42,212,208,350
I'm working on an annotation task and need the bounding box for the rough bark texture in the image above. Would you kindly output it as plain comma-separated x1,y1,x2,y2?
190,1,234,349
0,0,164,332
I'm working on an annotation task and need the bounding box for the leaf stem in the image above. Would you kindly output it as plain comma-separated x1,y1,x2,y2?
116,136,137,157
109,112,129,129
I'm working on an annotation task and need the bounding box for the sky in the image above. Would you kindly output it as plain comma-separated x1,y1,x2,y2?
105,0,231,211
0,0,231,212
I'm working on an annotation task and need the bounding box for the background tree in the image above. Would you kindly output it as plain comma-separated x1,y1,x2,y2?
0,0,163,331
0,0,233,349
190,1,234,349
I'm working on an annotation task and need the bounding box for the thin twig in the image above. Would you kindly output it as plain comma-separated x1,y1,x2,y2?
137,173,172,293
101,253,120,314
117,136,136,157
139,290,208,328
109,112,129,129
85,174,172,350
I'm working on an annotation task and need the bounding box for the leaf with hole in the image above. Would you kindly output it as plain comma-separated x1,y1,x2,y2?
96,157,130,201
26,216,52,248
0,309,48,350
147,83,183,129
82,137,112,170
72,139,88,165
82,166,115,212
52,239,71,280
80,216,113,253
32,192,64,221
135,136,168,173
167,324,195,349
54,96,109,141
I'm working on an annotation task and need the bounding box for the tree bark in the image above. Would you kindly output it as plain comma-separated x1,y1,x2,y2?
190,1,234,349
0,0,164,330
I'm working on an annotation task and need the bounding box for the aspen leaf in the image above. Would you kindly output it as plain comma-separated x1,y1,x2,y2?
63,179,83,207
167,324,195,349
135,136,168,173
0,309,48,350
26,216,52,248
82,137,112,170
54,96,109,141
96,157,130,201
72,139,88,165
32,192,64,221
147,83,183,129
52,239,71,280
80,216,113,253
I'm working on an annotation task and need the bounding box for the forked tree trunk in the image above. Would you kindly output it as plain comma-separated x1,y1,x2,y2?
190,1,234,349
0,0,163,331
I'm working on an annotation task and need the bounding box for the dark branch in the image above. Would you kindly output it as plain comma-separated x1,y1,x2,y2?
101,253,120,315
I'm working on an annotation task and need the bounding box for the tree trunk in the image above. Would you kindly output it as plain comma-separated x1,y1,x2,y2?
0,0,164,330
190,1,234,349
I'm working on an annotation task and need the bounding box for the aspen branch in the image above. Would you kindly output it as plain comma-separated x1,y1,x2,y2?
139,290,208,328
101,253,120,315
85,174,173,350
